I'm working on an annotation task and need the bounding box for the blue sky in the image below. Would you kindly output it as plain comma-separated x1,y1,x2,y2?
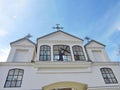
0,0,120,62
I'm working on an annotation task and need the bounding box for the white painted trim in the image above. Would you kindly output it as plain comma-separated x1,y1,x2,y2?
0,62,119,67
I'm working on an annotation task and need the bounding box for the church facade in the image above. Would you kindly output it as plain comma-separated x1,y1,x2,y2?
0,30,120,90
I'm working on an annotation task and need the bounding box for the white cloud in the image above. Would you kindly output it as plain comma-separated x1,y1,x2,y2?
104,23,119,39
116,24,120,31
12,15,17,19
0,48,10,62
0,0,27,33
99,1,120,40
0,29,8,36
0,0,28,62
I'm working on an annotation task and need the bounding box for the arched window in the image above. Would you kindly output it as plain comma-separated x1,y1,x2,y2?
100,68,118,84
39,45,51,61
72,45,85,61
4,68,24,88
53,45,71,61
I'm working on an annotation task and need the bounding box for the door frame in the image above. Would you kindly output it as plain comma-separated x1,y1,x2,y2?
42,81,88,90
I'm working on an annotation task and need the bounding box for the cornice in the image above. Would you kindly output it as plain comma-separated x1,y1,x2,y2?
92,62,120,66
0,62,34,66
11,45,35,47
89,85,120,89
0,61,119,67
0,61,92,68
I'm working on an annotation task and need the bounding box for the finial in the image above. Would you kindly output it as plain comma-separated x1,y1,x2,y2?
53,24,63,30
85,37,91,42
24,33,32,39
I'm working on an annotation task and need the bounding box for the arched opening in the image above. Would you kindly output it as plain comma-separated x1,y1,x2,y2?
42,81,88,90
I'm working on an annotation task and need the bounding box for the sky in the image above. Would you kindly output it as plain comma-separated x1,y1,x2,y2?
0,0,120,62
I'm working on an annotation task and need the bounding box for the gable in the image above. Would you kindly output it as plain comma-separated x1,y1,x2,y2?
37,30,83,43
85,40,105,48
10,38,35,47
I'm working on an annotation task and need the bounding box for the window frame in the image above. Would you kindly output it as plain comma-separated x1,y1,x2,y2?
100,67,118,84
4,68,24,88
72,45,86,61
39,45,51,61
53,45,72,61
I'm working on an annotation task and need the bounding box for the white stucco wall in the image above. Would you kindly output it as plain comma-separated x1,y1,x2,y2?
2,31,119,90
7,46,35,62
7,39,35,62
0,62,120,90
85,41,110,62
86,48,110,62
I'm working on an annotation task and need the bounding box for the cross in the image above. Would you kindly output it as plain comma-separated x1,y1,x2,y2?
84,36,91,42
24,33,32,39
53,24,63,30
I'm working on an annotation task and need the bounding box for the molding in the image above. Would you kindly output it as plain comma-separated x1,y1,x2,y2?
86,47,104,49
42,81,87,90
88,85,120,90
0,61,91,67
38,40,83,44
35,61,92,73
36,68,92,74
11,45,35,47
0,62,34,66
92,62,120,66
0,61,119,67
34,61,92,68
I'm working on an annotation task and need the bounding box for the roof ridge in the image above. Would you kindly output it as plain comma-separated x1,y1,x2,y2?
10,37,36,46
85,40,105,47
37,30,83,41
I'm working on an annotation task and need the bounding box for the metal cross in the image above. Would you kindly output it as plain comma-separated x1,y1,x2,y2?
53,24,63,30
24,33,32,39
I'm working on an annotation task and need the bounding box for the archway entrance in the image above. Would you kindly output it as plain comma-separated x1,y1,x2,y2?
52,88,72,90
42,81,88,90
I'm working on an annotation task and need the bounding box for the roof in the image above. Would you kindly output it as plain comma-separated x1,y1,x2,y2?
10,37,36,46
85,40,106,47
37,30,84,41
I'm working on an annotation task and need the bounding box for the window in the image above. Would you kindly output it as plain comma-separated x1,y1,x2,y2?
100,68,118,84
53,45,71,61
39,45,51,61
72,45,85,61
4,68,24,88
